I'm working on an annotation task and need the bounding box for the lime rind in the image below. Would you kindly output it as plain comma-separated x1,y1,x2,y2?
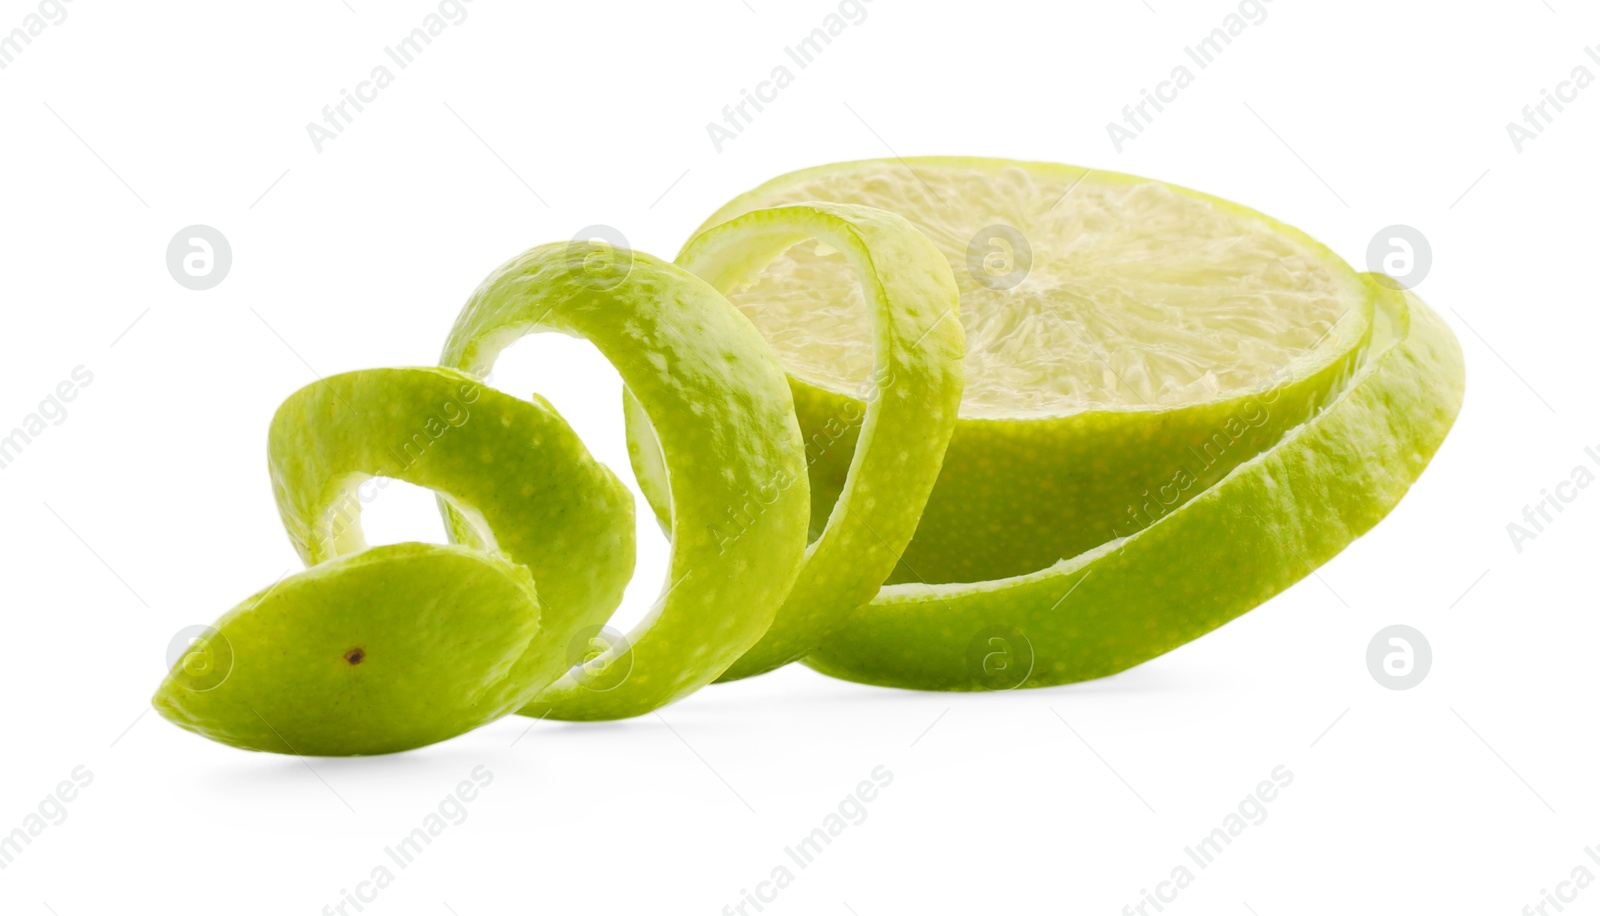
152,543,545,756
266,366,636,700
441,243,812,720
636,202,965,680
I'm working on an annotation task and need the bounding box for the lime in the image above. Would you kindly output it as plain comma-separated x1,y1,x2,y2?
151,158,1467,755
804,279,1465,689
693,157,1374,585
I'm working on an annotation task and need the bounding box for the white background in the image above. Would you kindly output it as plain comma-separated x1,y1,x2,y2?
0,0,1594,913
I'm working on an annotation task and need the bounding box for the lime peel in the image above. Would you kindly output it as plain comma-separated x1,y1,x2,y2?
632,202,965,680
152,543,546,756
441,243,812,720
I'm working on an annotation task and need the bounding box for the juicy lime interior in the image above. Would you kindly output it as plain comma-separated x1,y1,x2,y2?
710,159,1367,419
